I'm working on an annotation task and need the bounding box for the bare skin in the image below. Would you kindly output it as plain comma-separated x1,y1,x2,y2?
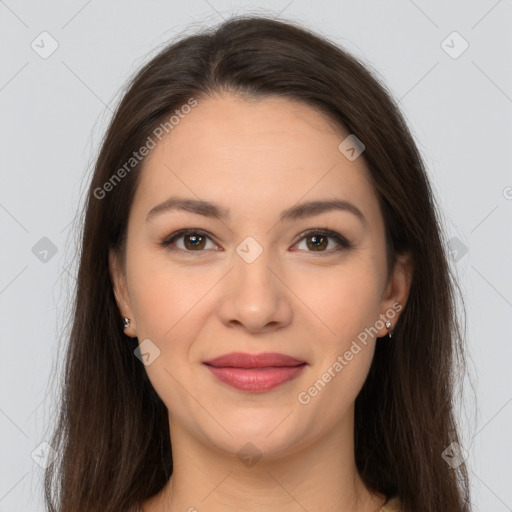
110,93,413,512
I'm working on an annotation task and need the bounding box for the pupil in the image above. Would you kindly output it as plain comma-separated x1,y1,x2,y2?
186,234,204,249
309,235,326,251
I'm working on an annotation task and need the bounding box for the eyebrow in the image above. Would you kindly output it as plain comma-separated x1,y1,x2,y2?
145,196,367,226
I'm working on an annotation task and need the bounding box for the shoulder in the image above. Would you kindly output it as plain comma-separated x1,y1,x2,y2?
378,496,401,511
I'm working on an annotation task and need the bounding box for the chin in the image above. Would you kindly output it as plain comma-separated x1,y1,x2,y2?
202,419,308,461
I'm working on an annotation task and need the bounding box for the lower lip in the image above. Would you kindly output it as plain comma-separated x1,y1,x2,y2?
205,364,306,392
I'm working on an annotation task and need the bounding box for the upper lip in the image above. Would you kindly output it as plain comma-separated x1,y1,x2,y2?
203,352,306,368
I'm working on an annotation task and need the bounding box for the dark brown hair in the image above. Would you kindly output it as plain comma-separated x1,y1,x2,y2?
44,14,472,512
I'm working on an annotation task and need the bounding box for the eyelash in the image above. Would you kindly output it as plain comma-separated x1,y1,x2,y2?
159,228,352,256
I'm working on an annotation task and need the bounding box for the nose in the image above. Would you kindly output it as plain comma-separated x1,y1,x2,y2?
216,248,293,334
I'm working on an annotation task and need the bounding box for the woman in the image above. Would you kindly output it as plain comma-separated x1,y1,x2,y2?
44,15,471,512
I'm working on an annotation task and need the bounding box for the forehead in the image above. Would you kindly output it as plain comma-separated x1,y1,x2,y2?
130,94,382,229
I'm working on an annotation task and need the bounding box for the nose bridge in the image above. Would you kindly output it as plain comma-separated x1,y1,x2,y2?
233,235,279,302
217,235,292,331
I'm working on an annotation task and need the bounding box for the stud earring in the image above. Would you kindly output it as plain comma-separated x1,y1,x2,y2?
123,317,130,329
385,320,394,338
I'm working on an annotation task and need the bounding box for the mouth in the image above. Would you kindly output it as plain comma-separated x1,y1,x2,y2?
203,352,307,392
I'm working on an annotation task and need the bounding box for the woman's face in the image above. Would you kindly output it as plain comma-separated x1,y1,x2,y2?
110,93,411,459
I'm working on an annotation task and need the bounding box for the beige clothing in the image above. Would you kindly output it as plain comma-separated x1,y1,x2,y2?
378,495,401,511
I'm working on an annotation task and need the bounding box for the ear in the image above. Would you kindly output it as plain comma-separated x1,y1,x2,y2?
376,250,413,337
109,249,136,337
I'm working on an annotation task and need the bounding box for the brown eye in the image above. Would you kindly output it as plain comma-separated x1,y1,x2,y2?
294,229,352,254
160,229,218,253
183,233,206,250
305,233,329,251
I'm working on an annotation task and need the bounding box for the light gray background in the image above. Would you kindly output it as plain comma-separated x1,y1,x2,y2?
1,1,511,511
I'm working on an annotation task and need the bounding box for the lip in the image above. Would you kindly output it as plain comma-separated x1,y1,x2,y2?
203,352,307,392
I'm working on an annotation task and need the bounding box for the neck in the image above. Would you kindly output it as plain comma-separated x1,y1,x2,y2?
143,407,386,512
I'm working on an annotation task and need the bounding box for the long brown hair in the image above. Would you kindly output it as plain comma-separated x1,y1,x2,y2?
44,14,472,512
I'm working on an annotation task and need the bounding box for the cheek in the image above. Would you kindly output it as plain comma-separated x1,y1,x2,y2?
293,261,382,345
296,269,380,421
293,262,382,407
126,261,209,414
127,246,210,339
300,345,375,431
